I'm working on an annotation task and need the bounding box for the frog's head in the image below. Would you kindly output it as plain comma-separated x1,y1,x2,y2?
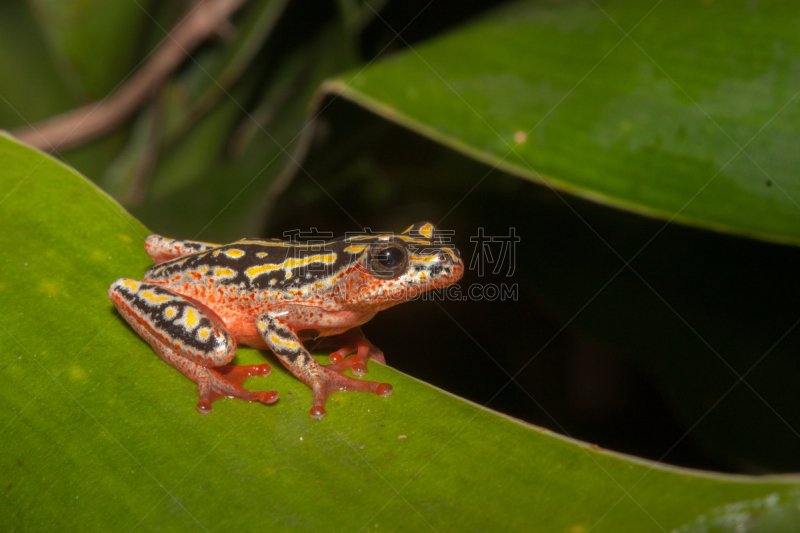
339,222,464,310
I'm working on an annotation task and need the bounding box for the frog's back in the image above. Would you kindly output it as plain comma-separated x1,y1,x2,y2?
143,238,356,291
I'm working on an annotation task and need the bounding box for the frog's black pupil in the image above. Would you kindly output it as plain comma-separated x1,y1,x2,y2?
377,247,403,268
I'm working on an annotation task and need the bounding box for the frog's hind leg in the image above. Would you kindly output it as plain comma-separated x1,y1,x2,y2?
310,328,386,377
258,315,392,419
109,279,278,413
145,235,221,264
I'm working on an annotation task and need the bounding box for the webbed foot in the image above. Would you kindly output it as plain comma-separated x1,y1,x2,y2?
308,367,393,419
196,363,278,413
323,336,386,377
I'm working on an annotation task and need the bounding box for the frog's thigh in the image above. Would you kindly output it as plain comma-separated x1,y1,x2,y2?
108,279,235,369
110,279,278,413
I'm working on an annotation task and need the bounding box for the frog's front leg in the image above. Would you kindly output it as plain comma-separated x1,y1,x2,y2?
109,279,278,412
258,315,393,419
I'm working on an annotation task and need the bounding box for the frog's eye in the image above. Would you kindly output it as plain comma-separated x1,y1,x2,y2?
368,242,408,278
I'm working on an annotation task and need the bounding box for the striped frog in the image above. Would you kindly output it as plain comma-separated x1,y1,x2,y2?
108,222,463,418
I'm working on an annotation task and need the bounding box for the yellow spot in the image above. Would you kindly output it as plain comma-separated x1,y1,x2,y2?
165,307,177,319
213,250,220,256
419,223,433,238
257,252,267,258
245,253,337,280
513,130,527,144
258,321,266,329
192,239,219,247
344,245,367,254
396,235,429,244
224,249,245,258
141,291,170,303
215,268,235,277
438,247,459,262
410,254,438,263
122,280,139,291
311,279,334,291
246,264,281,278
185,309,198,328
347,234,394,242
237,239,297,247
199,328,210,339
40,281,58,296
419,273,427,280
270,335,298,349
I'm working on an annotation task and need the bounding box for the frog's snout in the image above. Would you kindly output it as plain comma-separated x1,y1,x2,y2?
440,247,464,281
450,257,465,283
421,246,463,289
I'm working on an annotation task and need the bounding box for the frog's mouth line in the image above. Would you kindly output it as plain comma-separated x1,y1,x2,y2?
365,267,464,303
326,279,461,309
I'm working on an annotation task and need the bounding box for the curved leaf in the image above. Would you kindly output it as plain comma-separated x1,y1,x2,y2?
325,0,800,246
2,134,800,531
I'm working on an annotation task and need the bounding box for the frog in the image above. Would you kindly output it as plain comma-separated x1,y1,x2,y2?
108,222,463,418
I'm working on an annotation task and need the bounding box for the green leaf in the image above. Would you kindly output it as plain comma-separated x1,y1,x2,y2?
3,134,800,531
325,0,800,246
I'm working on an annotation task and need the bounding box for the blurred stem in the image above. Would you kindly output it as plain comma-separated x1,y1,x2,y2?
11,0,249,153
126,91,165,206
